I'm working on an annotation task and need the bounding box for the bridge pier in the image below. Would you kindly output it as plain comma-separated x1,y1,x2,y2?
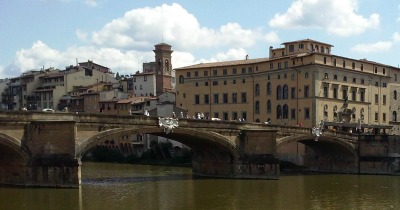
23,121,80,188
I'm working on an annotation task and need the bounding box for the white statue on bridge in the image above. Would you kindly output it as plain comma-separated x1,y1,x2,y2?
158,117,179,134
312,120,324,141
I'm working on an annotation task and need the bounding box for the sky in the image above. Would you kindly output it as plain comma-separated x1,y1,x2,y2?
0,0,399,78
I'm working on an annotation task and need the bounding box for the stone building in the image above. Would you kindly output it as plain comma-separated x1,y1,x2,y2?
175,39,400,134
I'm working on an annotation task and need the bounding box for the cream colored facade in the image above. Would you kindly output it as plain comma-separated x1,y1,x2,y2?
175,39,400,134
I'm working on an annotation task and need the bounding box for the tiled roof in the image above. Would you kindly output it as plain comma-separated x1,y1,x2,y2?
175,58,270,70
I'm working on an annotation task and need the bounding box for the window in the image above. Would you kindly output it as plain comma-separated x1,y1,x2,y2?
232,68,237,75
375,94,379,104
333,87,338,99
343,76,347,82
278,63,282,69
343,60,346,68
304,85,309,98
333,59,336,66
283,85,288,99
223,112,228,121
242,112,247,121
334,75,338,80
204,94,209,104
270,63,274,69
223,93,228,103
233,80,236,84
375,67,378,73
375,112,379,121
277,85,282,100
232,112,238,120
353,78,356,83
305,72,309,78
213,81,218,86
195,95,200,104
255,101,260,114
267,82,271,95
213,94,219,104
204,71,208,76
248,67,253,73
195,82,198,87
291,87,296,99
214,112,219,118
277,105,282,119
394,90,397,100
267,100,271,113
224,80,227,85
342,88,348,100
324,57,327,64
289,44,294,52
324,73,328,79
305,108,310,119
291,108,296,119
352,62,355,69
395,74,398,81
255,84,260,96
393,111,397,121
194,71,199,77
323,86,328,98
242,79,246,83
283,104,289,119
241,92,247,103
360,90,365,102
187,72,191,78
383,95,386,105
361,79,364,85
232,93,237,103
223,69,227,75
361,64,363,71
179,75,184,84
351,89,356,101
241,68,246,74
205,81,208,86
284,61,289,69
213,69,218,76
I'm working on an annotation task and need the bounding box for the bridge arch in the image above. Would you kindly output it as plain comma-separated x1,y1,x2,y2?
76,127,240,161
277,134,358,173
0,132,30,185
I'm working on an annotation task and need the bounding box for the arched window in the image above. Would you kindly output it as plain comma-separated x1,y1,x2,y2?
255,84,260,96
179,75,184,84
394,90,397,100
343,76,347,82
393,111,397,122
277,85,282,100
283,104,289,119
283,85,288,99
255,101,260,114
334,75,338,80
267,82,271,95
277,105,282,119
324,73,328,79
267,100,271,113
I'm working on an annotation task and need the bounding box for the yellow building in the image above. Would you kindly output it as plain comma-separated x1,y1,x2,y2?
175,39,400,134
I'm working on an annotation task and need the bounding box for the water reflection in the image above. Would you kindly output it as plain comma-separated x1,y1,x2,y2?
0,162,399,210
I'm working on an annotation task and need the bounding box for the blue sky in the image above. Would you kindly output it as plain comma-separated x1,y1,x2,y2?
1,0,399,78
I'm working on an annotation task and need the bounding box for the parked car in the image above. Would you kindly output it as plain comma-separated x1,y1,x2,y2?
42,108,55,113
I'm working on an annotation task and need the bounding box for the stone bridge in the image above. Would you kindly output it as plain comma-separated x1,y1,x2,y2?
0,111,384,188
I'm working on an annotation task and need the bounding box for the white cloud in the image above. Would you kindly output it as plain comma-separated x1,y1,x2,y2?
7,3,278,77
269,0,380,37
351,41,392,53
89,3,274,50
393,32,400,44
10,40,197,76
84,0,97,7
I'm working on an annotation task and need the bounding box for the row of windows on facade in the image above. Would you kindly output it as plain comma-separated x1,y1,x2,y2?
43,77,64,83
180,72,388,90
181,59,388,81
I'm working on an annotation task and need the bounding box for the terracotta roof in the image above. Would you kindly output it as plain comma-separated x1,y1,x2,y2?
175,58,270,70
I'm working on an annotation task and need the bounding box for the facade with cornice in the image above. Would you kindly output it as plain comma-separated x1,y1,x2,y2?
175,39,400,134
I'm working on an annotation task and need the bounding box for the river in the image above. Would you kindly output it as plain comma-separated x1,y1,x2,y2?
0,162,399,210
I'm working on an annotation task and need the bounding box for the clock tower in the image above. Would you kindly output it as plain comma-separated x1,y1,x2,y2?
154,43,173,95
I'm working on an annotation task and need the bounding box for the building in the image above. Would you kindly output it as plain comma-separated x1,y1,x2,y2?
175,39,400,134
123,43,175,97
